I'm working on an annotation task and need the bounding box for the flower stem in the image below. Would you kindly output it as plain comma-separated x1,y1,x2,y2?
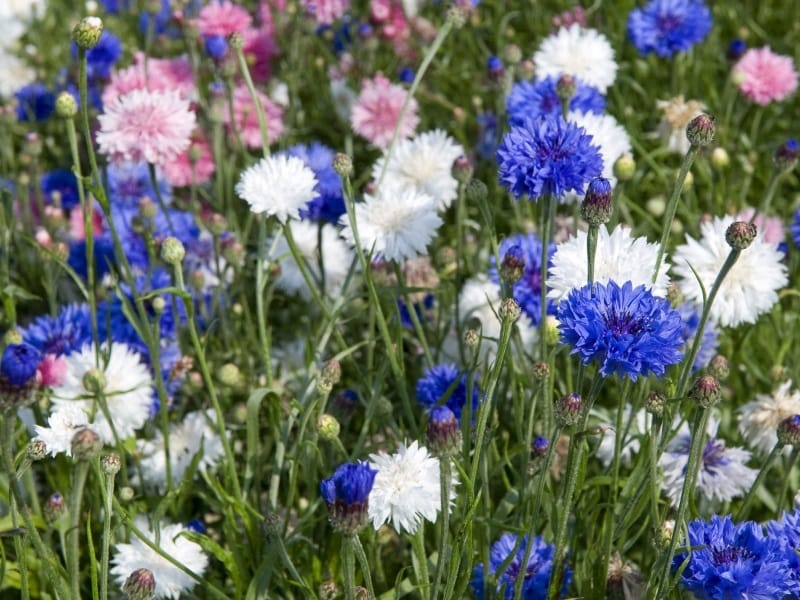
749,168,785,225
233,45,271,157
68,460,91,600
342,535,357,600
100,465,117,600
351,534,375,600
539,195,555,362
778,448,800,513
431,457,453,600
735,443,782,520
586,224,598,287
412,525,431,600
652,145,699,284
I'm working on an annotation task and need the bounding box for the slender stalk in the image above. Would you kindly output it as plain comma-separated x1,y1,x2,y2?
351,535,375,600
431,457,453,599
586,225,599,286
342,535,357,600
233,44,271,157
2,416,29,600
652,145,699,284
100,465,117,600
255,216,273,381
735,443,782,520
778,449,800,513
68,460,91,600
748,168,785,225
412,525,431,600
539,195,555,362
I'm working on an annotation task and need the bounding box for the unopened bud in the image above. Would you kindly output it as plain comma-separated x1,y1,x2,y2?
151,296,166,314
45,493,66,522
499,298,521,321
55,92,78,119
773,139,799,172
101,452,121,475
686,113,715,147
689,375,720,408
655,520,675,549
544,315,560,346
645,391,666,417
451,155,473,184
777,415,800,448
532,362,550,382
123,568,156,600
426,405,462,457
581,177,613,225
317,414,341,441
554,392,582,427
83,368,106,394
465,179,488,204
613,153,636,182
217,363,242,388
708,355,729,380
725,221,757,250
711,147,730,170
556,74,576,101
71,427,102,460
463,328,480,348
227,33,244,50
333,153,353,178
72,16,104,49
445,4,467,28
499,244,524,284
27,439,48,461
160,236,186,265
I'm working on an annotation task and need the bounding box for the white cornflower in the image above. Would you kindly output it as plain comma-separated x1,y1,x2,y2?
547,224,670,302
368,440,454,534
50,343,154,443
340,187,442,263
137,410,224,491
592,405,649,468
567,110,632,187
111,517,208,600
372,130,465,210
34,404,90,457
532,24,618,93
660,417,757,508
673,215,788,327
0,49,36,97
235,155,319,223
656,96,705,155
739,381,800,456
269,220,354,300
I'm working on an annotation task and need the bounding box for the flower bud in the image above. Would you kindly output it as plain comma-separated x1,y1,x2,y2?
689,375,720,408
708,355,729,380
532,361,550,382
686,113,715,147
45,493,66,522
773,139,799,172
71,427,103,460
72,16,104,49
544,315,560,346
499,298,521,322
646,195,666,218
27,439,48,461
83,367,106,395
151,296,166,314
503,44,522,65
613,153,635,182
777,415,800,448
645,391,666,417
463,328,480,348
333,153,353,178
655,519,675,550
554,392,582,427
160,236,186,265
217,363,242,388
556,74,576,102
426,405,462,457
727,39,746,61
123,568,156,600
206,213,228,236
771,365,790,385
451,155,473,184
499,244,525,284
580,177,613,226
319,581,339,600
317,414,341,441
725,221,757,250
55,92,78,119
119,486,135,501
445,4,467,28
227,32,244,50
138,197,157,220
711,147,730,170
465,179,488,204
101,452,121,475
487,56,504,81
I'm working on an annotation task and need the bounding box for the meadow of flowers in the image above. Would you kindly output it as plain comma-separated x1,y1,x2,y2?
1,0,800,598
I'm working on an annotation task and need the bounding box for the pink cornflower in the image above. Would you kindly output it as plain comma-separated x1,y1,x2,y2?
69,202,104,241
195,0,252,37
733,47,798,105
736,208,786,246
225,85,285,150
103,53,196,106
351,73,418,149
97,89,196,167
243,26,278,82
161,134,216,187
301,0,349,24
38,354,67,387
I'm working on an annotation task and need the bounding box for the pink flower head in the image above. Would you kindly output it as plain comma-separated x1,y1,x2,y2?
38,354,67,387
301,0,349,25
351,73,418,149
243,26,278,82
225,85,285,149
370,0,392,22
733,47,798,105
736,208,786,246
103,53,196,106
196,0,253,37
97,89,196,168
161,133,216,187
69,201,104,241
552,6,587,30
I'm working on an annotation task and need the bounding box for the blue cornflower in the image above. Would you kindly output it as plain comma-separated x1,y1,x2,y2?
676,303,718,373
1,343,43,387
506,76,606,127
727,39,747,61
476,112,499,160
139,0,175,36
791,206,800,251
204,35,228,59
398,66,415,84
490,233,556,325
72,30,123,79
15,83,56,122
22,303,92,357
497,115,603,201
40,169,80,211
627,0,712,58
471,533,570,599
674,515,794,599
68,234,117,280
416,363,481,423
107,161,172,209
766,509,800,593
398,294,435,330
557,280,683,381
320,462,377,534
287,143,346,224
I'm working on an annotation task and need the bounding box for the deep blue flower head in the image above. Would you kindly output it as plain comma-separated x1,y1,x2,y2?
627,0,712,58
791,206,800,251
476,112,499,160
727,39,747,60
557,280,684,381
288,143,346,223
398,66,415,84
416,363,481,423
107,161,172,209
320,462,377,505
15,83,56,122
506,76,605,127
186,519,206,534
139,0,175,36
497,115,603,201
68,234,117,280
1,343,43,386
358,23,373,39
471,533,570,599
674,515,795,599
204,35,228,59
22,303,92,357
41,169,80,212
398,293,435,330
531,436,549,457
111,205,199,272
72,31,123,79
676,303,718,373
490,233,556,325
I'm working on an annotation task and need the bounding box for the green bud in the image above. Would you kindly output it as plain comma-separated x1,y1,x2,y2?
72,16,104,49
160,236,186,265
55,92,78,119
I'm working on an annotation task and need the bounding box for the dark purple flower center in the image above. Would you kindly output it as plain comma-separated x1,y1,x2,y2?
505,559,536,579
604,311,645,337
526,267,542,293
702,439,730,471
657,14,683,33
711,544,753,566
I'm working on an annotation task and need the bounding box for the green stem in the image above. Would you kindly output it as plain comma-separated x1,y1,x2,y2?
233,45,271,156
342,536,356,600
255,216,273,382
652,145,699,284
68,460,91,600
431,457,453,600
778,449,800,513
100,466,116,600
735,443,782,520
351,534,375,600
749,168,785,224
586,225,599,287
539,195,556,362
412,525,431,600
